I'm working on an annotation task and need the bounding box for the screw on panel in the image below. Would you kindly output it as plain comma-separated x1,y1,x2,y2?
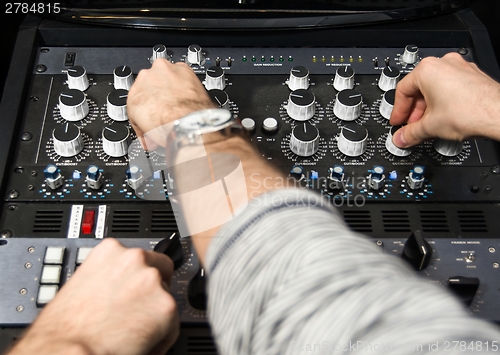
376,240,383,246
40,48,50,53
0,230,12,238
31,171,37,177
14,167,24,173
36,64,47,73
489,247,496,253
19,289,27,295
28,247,35,253
492,165,500,174
28,185,34,191
485,186,492,193
16,305,24,312
8,190,20,199
21,132,33,141
24,262,32,269
29,96,39,102
458,48,468,55
8,205,18,211
493,262,499,269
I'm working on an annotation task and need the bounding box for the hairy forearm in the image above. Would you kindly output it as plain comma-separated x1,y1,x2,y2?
7,330,92,355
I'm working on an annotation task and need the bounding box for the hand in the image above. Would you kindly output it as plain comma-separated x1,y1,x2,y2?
127,59,215,149
390,52,500,147
9,239,179,355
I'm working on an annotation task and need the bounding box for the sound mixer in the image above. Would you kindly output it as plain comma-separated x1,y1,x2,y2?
378,66,400,91
287,66,310,90
113,65,134,90
58,89,89,122
107,89,129,122
333,89,363,121
66,66,89,91
52,123,84,157
208,89,230,110
286,89,316,121
333,66,355,91
102,124,131,157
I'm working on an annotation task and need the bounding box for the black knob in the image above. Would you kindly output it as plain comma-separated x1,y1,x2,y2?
447,276,480,307
188,268,207,311
401,230,433,270
153,232,183,270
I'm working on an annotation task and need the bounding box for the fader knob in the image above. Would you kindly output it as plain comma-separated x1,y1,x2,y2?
338,123,368,157
386,126,412,157
241,118,256,134
333,89,363,121
379,89,395,120
333,66,355,91
286,89,316,121
287,66,310,91
433,139,464,157
107,89,128,122
44,164,64,190
102,124,130,157
402,230,433,270
447,277,480,307
126,166,144,190
66,66,89,91
188,268,207,311
52,123,84,157
407,165,425,190
113,65,134,90
186,44,205,66
402,45,419,65
368,166,386,190
151,44,168,62
204,66,226,90
378,66,401,92
59,89,89,122
154,232,183,270
208,89,230,110
327,165,345,191
290,122,319,157
262,117,279,134
86,165,103,190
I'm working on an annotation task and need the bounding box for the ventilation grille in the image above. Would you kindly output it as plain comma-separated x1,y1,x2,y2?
187,336,218,355
343,210,372,232
111,210,140,233
458,211,488,232
419,210,449,232
33,210,63,232
151,210,177,232
382,210,411,232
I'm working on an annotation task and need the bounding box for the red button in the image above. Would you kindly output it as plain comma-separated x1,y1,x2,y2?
82,210,95,234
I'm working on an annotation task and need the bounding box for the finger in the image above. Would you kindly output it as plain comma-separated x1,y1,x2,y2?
143,250,174,285
406,98,427,123
392,117,430,148
390,70,422,126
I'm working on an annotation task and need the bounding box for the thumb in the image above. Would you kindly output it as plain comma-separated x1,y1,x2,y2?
392,120,429,148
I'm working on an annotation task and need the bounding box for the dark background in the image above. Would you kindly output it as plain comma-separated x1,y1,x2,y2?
1,0,499,100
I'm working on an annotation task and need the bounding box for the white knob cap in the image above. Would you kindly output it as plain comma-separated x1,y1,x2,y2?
379,89,396,120
113,65,134,90
102,124,130,157
333,66,355,91
151,44,168,62
204,66,226,90
186,44,205,66
67,66,89,91
208,89,230,111
241,118,256,132
290,122,319,157
286,89,316,121
338,123,368,157
52,123,84,157
386,126,412,157
107,89,128,122
433,139,464,157
59,89,89,122
378,66,400,91
287,66,309,91
402,44,419,65
262,117,279,134
333,89,363,121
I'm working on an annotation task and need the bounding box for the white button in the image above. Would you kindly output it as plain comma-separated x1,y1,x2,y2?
44,246,65,264
76,247,94,265
40,265,62,284
37,285,59,306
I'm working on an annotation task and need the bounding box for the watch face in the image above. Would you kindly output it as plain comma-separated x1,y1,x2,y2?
178,109,232,132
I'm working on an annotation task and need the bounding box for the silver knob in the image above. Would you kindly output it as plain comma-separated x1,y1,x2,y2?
287,66,310,91
402,45,419,65
52,123,84,157
204,66,226,90
433,139,464,157
151,44,168,62
286,89,316,122
43,164,64,190
102,124,131,157
186,44,205,66
368,166,386,190
66,66,89,91
208,89,230,111
290,122,319,157
379,89,396,120
407,165,425,190
333,66,355,91
113,65,134,90
386,126,412,157
338,123,368,157
107,89,128,122
241,118,256,133
86,165,103,190
378,66,400,92
333,89,363,121
58,89,89,122
262,117,279,134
